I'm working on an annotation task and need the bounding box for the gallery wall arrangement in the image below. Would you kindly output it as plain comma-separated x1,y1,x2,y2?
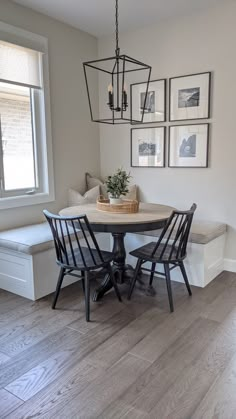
130,71,211,169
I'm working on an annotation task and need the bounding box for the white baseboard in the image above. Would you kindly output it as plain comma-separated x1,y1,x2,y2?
224,258,236,273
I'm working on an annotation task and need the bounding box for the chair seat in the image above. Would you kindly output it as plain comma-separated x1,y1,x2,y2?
61,247,114,270
130,241,179,263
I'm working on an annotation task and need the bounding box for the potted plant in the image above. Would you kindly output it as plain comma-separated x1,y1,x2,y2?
105,168,131,205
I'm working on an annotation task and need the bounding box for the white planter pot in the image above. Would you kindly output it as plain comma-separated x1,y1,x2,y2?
109,197,122,205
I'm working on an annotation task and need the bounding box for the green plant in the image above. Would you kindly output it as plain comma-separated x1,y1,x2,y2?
105,168,131,198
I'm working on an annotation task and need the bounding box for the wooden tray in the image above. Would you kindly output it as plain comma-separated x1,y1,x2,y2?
96,197,139,214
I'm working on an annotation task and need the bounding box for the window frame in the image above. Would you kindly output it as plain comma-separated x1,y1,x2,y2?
0,21,55,210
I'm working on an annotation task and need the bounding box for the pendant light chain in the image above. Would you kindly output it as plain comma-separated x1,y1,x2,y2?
115,0,120,56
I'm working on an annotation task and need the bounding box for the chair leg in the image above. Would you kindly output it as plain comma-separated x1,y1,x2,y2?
84,271,90,322
81,270,85,294
149,263,156,286
164,264,174,313
127,259,142,300
107,264,122,302
179,261,192,296
52,267,65,309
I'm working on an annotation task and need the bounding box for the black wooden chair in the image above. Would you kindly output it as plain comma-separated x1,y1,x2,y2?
43,210,122,321
127,204,197,312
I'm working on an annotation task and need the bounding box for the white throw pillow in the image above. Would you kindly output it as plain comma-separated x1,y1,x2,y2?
68,185,100,206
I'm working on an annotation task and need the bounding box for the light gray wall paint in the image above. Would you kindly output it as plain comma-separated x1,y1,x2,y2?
0,0,99,229
98,1,236,260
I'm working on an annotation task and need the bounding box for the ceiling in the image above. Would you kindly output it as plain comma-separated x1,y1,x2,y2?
13,0,225,38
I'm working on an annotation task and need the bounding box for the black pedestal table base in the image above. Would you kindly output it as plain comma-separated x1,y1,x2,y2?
93,232,147,301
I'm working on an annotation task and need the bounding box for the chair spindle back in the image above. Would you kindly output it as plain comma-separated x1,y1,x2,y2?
151,204,197,261
43,210,104,269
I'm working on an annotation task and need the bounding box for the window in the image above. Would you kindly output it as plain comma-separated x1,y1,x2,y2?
0,82,36,193
0,23,54,209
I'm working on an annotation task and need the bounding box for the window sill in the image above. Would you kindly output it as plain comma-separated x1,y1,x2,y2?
0,191,55,210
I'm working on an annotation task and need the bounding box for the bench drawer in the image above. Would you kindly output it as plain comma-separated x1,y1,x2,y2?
0,249,33,299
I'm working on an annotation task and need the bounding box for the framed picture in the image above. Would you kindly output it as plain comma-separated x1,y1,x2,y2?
168,124,209,168
169,72,211,121
131,79,166,124
131,126,165,168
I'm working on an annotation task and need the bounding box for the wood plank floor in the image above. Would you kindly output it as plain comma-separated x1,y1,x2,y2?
1,271,236,418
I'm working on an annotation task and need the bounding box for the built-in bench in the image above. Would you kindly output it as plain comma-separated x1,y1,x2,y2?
0,223,109,300
0,220,227,300
125,221,227,288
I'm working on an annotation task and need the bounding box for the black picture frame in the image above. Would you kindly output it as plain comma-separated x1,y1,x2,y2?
131,126,166,168
169,72,211,122
168,123,210,168
131,79,167,125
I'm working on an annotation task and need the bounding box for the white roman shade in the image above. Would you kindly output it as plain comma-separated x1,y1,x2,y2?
0,40,42,89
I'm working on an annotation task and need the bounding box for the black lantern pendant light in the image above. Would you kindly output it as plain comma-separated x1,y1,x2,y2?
83,0,152,124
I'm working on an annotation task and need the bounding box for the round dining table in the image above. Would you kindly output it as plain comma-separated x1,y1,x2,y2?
60,202,174,301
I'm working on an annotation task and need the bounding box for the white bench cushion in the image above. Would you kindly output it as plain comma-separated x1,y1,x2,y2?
0,222,83,255
0,220,227,256
137,221,227,245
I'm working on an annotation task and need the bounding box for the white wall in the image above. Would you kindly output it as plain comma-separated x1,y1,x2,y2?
0,0,100,229
99,1,236,261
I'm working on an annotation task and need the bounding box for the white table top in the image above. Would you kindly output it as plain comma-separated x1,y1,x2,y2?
59,202,174,226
